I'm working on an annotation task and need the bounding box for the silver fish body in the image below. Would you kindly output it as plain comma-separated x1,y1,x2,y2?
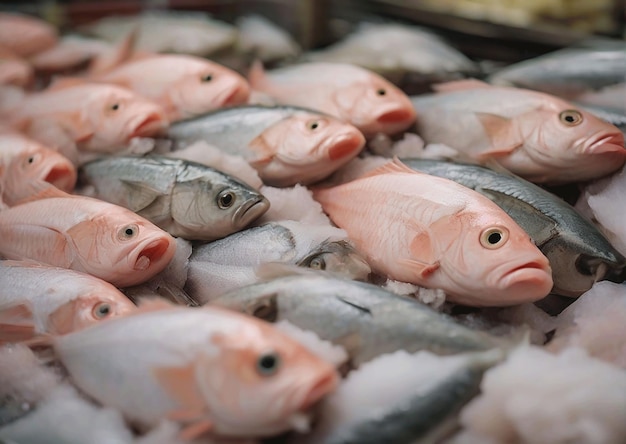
402,158,626,296
488,48,626,98
185,221,371,304
212,271,502,367
80,155,269,241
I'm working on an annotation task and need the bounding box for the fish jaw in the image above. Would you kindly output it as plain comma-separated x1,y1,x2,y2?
495,258,553,305
232,195,270,231
322,130,366,161
129,110,168,138
42,156,77,192
220,81,251,107
120,234,176,286
582,131,625,155
367,102,416,136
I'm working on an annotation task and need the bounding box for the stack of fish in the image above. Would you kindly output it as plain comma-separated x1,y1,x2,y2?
0,9,625,444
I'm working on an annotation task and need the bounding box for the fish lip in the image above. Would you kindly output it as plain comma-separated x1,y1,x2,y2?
233,196,270,228
583,132,625,154
323,131,366,161
132,237,172,271
376,108,416,124
43,160,76,192
299,371,338,411
130,112,168,138
498,260,553,297
219,83,250,107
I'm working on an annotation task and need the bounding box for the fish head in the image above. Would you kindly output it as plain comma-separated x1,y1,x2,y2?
297,240,372,281
333,76,416,137
85,86,168,151
170,179,269,240
4,142,76,194
194,312,338,436
445,211,553,305
170,64,251,120
47,291,135,334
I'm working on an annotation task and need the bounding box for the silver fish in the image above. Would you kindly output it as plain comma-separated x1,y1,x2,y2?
402,158,626,296
80,155,269,241
185,221,371,304
488,48,626,98
212,266,503,367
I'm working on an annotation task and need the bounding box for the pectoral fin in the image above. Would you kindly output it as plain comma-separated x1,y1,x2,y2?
397,258,440,278
120,179,164,211
475,113,523,156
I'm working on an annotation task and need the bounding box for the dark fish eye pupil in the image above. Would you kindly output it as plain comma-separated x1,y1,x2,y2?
310,122,318,130
27,157,34,164
257,353,280,375
125,228,134,236
219,192,234,208
488,232,502,244
202,74,213,82
111,103,119,110
565,115,574,122
99,305,110,315
377,89,386,96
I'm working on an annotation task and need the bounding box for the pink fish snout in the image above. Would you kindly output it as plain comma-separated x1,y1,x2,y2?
131,110,168,138
498,255,553,303
327,132,366,161
43,157,76,192
376,108,416,125
299,370,339,411
584,132,626,155
134,238,174,271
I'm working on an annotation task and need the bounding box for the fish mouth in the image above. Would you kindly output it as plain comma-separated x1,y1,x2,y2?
326,132,365,161
131,112,167,138
584,132,625,154
499,260,553,301
134,238,172,271
233,196,270,228
299,372,338,411
376,108,416,124
43,161,76,192
221,84,250,106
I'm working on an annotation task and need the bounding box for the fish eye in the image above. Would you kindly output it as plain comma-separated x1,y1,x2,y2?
308,120,320,130
92,302,112,319
110,103,120,111
309,256,326,270
559,110,583,126
217,191,235,209
27,156,35,164
201,74,213,82
117,224,139,241
376,88,386,96
256,352,281,376
479,227,509,249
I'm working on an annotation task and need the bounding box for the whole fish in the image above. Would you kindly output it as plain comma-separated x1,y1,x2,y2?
80,156,269,241
0,260,135,334
0,133,76,206
0,13,57,57
213,265,503,367
411,79,626,184
4,82,168,163
296,349,503,444
0,196,176,287
402,158,626,297
0,300,339,440
92,54,251,121
167,106,365,187
313,159,553,306
304,22,478,81
488,48,626,99
248,62,416,137
185,220,371,303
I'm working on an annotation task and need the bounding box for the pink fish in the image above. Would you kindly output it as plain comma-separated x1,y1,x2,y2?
5,82,168,162
0,45,33,87
0,300,339,440
0,132,76,206
92,54,251,121
249,62,416,137
0,13,57,57
411,79,626,183
0,260,135,334
0,195,176,287
313,159,553,306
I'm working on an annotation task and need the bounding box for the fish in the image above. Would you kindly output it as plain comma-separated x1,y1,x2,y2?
0,300,339,440
401,158,626,297
411,79,626,184
0,132,76,206
296,349,504,444
29,35,115,72
213,265,504,367
303,22,478,82
248,62,416,137
0,260,135,334
167,106,365,187
185,220,371,304
575,103,626,135
0,13,57,57
92,54,251,121
4,82,168,163
313,159,553,306
488,48,626,99
0,196,177,287
0,45,33,87
79,156,270,241
79,11,238,57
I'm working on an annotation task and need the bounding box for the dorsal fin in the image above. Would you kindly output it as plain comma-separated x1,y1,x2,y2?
432,79,492,93
87,27,139,76
358,157,422,179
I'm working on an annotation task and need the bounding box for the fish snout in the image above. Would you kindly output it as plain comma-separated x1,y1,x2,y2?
233,195,270,229
376,108,416,125
43,158,76,192
130,110,168,138
134,237,174,271
326,131,366,161
498,257,553,303
299,370,338,411
583,132,625,155
221,81,251,107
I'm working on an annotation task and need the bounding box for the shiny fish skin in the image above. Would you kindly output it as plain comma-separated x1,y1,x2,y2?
185,221,371,303
80,156,269,241
402,159,626,297
167,105,365,187
213,271,503,367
